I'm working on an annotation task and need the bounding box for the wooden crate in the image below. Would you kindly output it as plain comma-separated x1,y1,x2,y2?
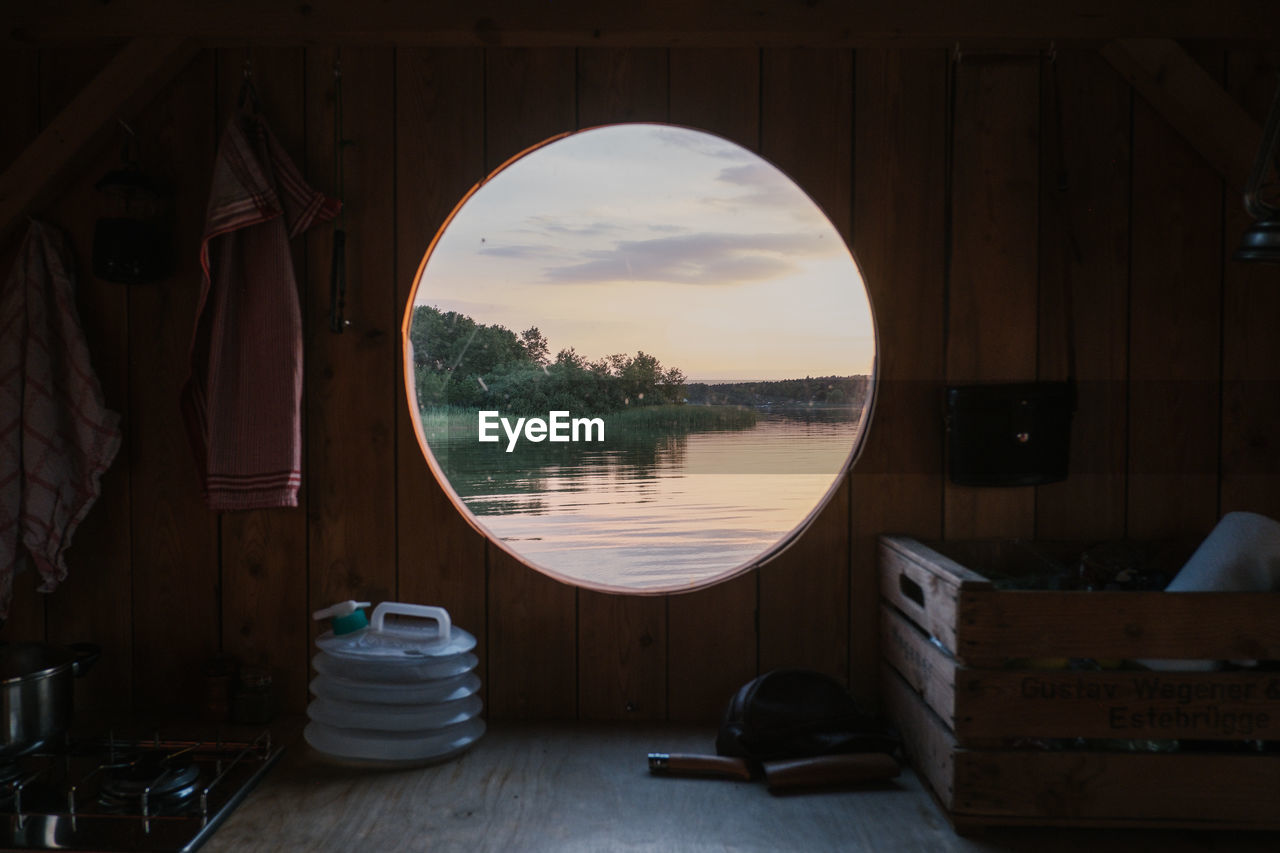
878,535,1280,831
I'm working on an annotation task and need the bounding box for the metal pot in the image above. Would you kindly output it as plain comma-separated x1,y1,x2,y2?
0,642,100,758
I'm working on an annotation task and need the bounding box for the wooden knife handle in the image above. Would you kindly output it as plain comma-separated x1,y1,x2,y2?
648,753,753,781
762,753,899,791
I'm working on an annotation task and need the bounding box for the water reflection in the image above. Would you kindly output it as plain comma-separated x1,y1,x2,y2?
421,406,865,587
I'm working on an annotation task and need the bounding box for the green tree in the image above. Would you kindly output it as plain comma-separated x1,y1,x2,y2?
520,327,551,365
554,347,585,369
411,306,695,415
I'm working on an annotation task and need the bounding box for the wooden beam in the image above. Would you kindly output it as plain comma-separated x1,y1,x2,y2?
5,1,1280,47
1102,38,1262,192
0,37,198,242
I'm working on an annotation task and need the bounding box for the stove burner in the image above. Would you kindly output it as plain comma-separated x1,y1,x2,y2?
0,729,280,851
98,751,201,813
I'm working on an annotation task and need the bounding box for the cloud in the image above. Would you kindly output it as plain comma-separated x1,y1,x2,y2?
651,125,752,162
477,243,564,260
524,214,623,239
474,216,628,260
716,162,777,188
542,230,839,285
711,162,826,221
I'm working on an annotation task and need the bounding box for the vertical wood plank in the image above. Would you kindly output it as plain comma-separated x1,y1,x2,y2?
128,50,220,711
573,47,671,722
665,47,760,723
0,47,39,169
305,47,399,647
577,48,668,123
395,48,489,702
215,47,311,714
1127,50,1223,540
0,46,47,645
0,47,39,261
757,47,853,682
484,47,579,720
943,57,1040,539
1034,51,1131,540
40,44,135,710
576,589,666,720
849,49,949,707
1221,49,1280,521
488,546,577,719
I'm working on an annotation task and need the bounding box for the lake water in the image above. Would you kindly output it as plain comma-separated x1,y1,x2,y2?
426,410,864,590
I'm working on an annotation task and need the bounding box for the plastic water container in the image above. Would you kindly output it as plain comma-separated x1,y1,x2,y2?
305,601,485,765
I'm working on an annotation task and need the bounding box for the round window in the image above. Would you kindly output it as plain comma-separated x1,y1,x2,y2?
403,123,876,593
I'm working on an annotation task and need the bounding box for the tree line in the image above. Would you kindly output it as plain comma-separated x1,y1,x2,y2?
410,305,686,415
683,376,870,408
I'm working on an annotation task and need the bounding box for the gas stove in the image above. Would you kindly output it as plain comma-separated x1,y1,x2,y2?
0,728,282,851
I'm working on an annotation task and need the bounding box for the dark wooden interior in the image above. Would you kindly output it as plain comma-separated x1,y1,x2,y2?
3,23,1278,725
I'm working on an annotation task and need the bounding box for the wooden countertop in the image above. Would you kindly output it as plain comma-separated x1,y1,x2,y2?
203,724,1275,852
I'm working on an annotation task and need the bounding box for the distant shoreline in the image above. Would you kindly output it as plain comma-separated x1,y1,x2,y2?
687,375,870,382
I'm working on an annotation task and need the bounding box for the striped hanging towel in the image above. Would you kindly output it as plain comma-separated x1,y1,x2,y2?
183,112,340,510
0,221,122,620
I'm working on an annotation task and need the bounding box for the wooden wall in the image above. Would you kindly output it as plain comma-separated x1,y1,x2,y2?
3,44,1278,722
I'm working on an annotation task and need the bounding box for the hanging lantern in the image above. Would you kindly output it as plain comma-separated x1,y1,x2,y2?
92,130,174,284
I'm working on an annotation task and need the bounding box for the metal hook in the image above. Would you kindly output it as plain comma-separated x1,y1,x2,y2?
952,41,963,66
239,54,261,115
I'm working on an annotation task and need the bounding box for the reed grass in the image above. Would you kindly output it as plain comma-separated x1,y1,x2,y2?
416,403,757,442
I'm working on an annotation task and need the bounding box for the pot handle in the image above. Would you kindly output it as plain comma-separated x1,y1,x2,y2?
69,643,101,677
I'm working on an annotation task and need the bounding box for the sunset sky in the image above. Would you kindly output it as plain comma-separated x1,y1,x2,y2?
412,123,876,382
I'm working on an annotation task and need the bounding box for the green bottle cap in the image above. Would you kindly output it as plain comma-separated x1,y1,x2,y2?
332,607,369,635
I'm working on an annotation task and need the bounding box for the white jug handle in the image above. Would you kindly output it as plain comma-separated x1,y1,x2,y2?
370,602,451,645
